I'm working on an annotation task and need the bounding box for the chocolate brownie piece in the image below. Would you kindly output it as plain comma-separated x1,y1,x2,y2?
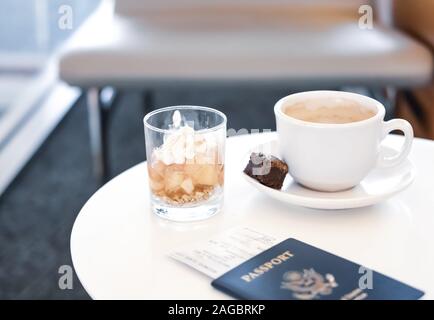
243,152,288,189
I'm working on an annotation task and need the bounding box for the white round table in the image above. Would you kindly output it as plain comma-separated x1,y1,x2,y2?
71,132,434,299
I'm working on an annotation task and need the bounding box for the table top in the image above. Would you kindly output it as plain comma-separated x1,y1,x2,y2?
71,132,434,299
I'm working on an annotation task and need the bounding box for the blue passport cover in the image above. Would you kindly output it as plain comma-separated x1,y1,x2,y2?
211,238,424,300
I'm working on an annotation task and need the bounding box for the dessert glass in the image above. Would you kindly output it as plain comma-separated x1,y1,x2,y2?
144,106,226,221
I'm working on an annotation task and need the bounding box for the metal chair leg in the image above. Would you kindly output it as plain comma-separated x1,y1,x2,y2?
87,87,109,184
142,90,154,115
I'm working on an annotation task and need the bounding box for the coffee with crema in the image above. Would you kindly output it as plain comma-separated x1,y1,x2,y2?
275,91,413,192
283,98,376,124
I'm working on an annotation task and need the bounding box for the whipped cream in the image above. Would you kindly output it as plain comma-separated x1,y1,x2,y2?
152,111,218,165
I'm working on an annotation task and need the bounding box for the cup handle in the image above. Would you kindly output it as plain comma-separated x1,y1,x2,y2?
378,119,413,168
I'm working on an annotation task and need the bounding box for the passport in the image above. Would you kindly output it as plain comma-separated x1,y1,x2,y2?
211,238,424,300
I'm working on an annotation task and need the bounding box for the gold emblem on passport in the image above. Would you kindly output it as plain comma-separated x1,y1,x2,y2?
281,268,338,300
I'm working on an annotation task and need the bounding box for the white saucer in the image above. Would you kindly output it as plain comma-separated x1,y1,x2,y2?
242,139,415,210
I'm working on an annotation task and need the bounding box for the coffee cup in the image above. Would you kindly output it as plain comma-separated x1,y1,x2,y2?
274,90,413,192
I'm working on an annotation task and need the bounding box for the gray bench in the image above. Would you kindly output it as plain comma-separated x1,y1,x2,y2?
58,0,433,181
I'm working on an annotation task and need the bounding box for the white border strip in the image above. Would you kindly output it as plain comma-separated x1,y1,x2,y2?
0,82,80,196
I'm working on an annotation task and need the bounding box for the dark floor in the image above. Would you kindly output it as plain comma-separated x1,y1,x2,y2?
0,86,292,299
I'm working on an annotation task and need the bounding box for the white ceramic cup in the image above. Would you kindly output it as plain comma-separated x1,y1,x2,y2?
274,90,414,192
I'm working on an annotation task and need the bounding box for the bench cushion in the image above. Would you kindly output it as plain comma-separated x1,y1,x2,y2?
59,5,432,88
